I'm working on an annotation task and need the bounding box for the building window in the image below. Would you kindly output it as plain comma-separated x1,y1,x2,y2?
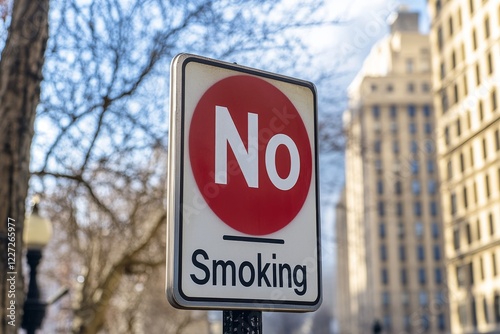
387,84,394,92
378,201,385,217
379,223,386,239
466,223,472,244
381,244,387,261
396,202,404,217
415,222,424,238
399,245,406,262
418,268,426,284
477,219,482,241
434,245,441,261
403,315,411,331
460,152,465,172
492,88,498,111
429,180,437,194
490,213,495,236
469,261,475,285
495,129,500,151
480,257,485,280
372,105,380,119
472,28,478,50
423,104,431,117
432,223,439,239
411,141,418,153
437,26,443,50
412,180,421,195
390,105,397,118
401,269,408,285
486,174,491,198
377,180,384,194
395,181,402,194
472,297,478,327
411,160,419,174
414,202,422,216
427,160,434,174
409,123,417,134
484,297,489,324
383,291,390,306
398,222,405,239
479,100,484,120
488,51,494,74
383,315,392,331
441,90,449,112
454,228,460,250
457,265,466,286
483,138,488,159
393,141,399,154
445,126,450,145
408,105,416,117
474,182,478,204
451,193,457,216
457,118,462,137
430,201,438,216
453,83,459,104
419,291,428,306
495,293,500,323
425,123,432,134
492,252,498,276
422,82,430,92
438,313,446,331
407,82,415,93
485,16,491,39
382,268,389,284
463,186,468,208
476,63,481,86
402,291,410,306
463,73,468,95
435,268,443,284
417,245,425,261
448,16,454,36
374,140,381,153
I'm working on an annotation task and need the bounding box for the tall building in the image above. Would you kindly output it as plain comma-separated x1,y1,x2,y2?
427,0,500,333
339,11,449,333
334,188,350,333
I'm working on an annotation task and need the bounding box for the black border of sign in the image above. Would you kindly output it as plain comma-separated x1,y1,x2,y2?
175,54,322,311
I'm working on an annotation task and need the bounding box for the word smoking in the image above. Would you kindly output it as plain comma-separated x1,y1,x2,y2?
190,249,307,296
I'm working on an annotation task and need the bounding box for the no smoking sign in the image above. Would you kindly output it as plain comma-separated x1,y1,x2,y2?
166,54,321,311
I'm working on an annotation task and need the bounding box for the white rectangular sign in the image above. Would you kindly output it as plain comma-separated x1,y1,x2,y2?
166,53,321,311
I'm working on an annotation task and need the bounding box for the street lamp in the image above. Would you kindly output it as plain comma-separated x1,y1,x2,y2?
22,198,53,334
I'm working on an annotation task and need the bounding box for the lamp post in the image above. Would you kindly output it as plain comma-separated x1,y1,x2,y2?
22,199,52,334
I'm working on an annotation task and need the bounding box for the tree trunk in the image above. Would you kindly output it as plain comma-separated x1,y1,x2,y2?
0,1,50,333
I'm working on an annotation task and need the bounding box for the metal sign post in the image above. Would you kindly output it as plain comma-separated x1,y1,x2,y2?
223,310,262,334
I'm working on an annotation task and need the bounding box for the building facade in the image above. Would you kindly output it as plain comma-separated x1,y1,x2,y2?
427,0,500,333
339,12,450,333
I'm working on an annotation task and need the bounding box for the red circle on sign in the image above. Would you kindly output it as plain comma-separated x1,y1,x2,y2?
188,75,312,235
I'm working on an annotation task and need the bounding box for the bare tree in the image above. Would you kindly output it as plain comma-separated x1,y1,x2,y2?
0,1,49,333
22,0,342,333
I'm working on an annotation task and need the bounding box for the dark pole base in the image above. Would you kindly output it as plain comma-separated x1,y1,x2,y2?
223,310,262,334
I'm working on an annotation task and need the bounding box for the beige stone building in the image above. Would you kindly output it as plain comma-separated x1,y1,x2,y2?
427,0,500,333
338,11,450,333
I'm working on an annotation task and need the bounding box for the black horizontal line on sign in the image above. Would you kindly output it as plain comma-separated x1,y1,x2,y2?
223,235,285,244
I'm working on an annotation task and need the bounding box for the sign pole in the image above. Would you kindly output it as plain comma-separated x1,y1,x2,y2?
222,310,262,334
